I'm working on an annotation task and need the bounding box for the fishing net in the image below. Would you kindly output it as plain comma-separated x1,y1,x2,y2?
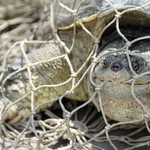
1,0,150,149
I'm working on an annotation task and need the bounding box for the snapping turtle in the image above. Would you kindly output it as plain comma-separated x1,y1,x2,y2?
1,0,150,125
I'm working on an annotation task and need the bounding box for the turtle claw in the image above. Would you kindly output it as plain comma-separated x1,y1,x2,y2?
8,115,23,125
0,102,31,125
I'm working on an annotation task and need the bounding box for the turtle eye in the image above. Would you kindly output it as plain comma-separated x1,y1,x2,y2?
132,60,140,72
102,59,108,69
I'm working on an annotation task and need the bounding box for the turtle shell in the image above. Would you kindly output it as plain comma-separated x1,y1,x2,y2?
55,0,150,30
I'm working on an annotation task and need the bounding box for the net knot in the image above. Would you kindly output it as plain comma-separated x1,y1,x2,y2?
32,88,36,92
95,86,101,91
144,113,150,119
115,12,121,18
66,90,72,95
65,112,71,118
31,111,36,115
73,12,77,16
26,63,32,68
120,136,125,142
125,41,131,47
71,73,77,78
105,124,111,130
92,58,99,64
94,38,99,44
132,75,138,80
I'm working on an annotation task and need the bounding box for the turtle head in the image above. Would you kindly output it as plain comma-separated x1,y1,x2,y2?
91,52,150,122
92,53,147,85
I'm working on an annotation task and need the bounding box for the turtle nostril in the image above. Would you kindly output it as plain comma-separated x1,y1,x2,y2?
111,62,123,72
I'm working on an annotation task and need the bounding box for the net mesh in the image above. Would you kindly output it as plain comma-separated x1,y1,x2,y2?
1,0,150,149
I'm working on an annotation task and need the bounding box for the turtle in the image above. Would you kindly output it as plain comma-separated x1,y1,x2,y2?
1,0,150,125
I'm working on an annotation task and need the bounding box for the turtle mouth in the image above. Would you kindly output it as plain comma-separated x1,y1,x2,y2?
97,79,132,86
95,79,150,102
99,79,150,86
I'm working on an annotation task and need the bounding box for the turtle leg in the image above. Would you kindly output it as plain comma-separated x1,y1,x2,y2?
1,40,72,125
